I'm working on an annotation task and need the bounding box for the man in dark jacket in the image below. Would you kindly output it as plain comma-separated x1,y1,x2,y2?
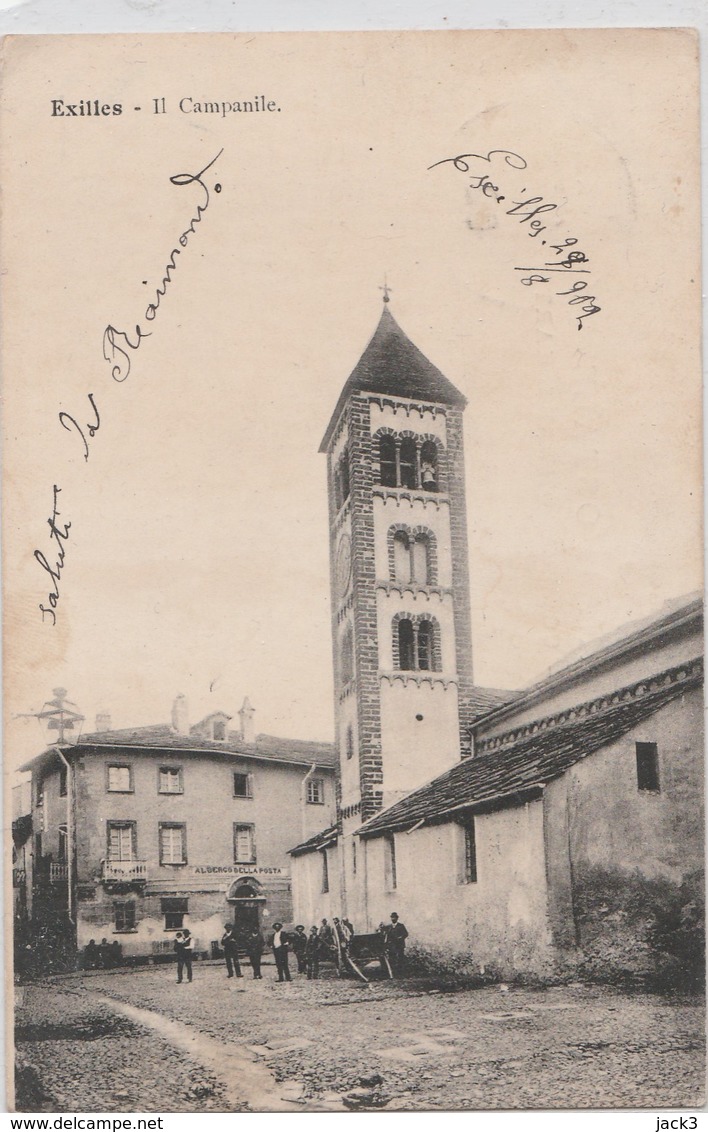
291,925,308,974
175,929,193,983
271,922,291,982
305,925,320,980
245,927,264,979
386,912,408,977
221,924,243,978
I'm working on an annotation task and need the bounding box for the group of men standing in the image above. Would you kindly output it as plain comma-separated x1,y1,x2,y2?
176,912,409,986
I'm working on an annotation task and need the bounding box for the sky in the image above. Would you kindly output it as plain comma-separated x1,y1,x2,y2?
3,30,702,773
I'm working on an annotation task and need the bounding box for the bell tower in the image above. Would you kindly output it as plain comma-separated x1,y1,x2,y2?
321,300,475,905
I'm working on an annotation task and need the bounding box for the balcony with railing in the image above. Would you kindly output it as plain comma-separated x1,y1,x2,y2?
49,863,69,883
101,860,148,885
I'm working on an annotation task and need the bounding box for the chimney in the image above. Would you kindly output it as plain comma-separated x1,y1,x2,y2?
95,711,112,732
238,697,255,744
171,694,189,736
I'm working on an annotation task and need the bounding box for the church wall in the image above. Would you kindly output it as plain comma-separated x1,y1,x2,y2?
379,680,462,801
543,687,703,979
290,845,339,931
479,625,702,739
362,802,553,978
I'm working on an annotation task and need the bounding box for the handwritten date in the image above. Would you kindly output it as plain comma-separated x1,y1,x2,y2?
428,149,601,330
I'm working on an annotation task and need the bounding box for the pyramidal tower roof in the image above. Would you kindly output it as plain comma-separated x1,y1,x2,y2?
319,305,467,452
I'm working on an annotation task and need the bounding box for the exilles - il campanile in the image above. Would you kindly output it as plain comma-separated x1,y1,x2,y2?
320,300,476,909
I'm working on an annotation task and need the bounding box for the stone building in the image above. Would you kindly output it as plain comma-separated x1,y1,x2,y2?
19,696,335,959
290,303,704,981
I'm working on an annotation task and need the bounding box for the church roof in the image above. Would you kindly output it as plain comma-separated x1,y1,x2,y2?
356,659,702,839
320,306,467,452
288,824,338,857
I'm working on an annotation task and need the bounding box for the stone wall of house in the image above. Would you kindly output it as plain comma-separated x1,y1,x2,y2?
544,687,704,983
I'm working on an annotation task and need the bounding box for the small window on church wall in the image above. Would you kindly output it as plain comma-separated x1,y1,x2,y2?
418,620,434,671
398,619,415,670
379,435,397,487
420,440,438,492
321,849,329,893
346,725,354,761
399,438,417,489
384,834,397,890
636,742,660,792
393,531,412,583
459,815,478,884
412,534,430,584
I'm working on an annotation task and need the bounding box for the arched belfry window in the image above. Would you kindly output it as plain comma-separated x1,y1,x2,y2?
393,531,412,584
399,437,417,489
377,432,442,492
394,614,441,672
398,618,415,670
334,449,351,511
389,526,435,586
379,434,397,487
412,533,431,584
420,440,438,492
418,620,434,670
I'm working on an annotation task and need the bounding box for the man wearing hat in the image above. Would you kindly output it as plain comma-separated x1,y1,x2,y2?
271,922,291,983
221,923,243,979
291,924,308,974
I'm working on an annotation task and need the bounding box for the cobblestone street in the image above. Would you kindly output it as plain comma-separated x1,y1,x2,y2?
14,961,706,1112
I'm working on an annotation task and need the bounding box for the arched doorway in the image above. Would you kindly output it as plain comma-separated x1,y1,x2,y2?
226,877,265,943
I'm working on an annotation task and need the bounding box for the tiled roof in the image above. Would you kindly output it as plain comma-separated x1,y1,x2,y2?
20,724,336,772
289,825,338,857
320,307,467,451
357,661,702,839
472,595,703,733
466,685,521,720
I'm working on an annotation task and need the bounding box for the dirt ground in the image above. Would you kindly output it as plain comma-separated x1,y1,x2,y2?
13,958,706,1112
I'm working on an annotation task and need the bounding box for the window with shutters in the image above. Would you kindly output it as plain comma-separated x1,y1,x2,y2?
159,823,187,865
233,823,256,864
107,765,132,793
114,901,136,932
107,821,136,862
306,778,324,805
159,767,183,794
161,897,188,930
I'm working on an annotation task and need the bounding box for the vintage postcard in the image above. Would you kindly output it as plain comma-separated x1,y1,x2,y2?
3,29,703,1113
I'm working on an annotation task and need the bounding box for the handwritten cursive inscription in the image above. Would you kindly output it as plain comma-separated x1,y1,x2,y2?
35,485,70,626
37,149,224,623
58,393,101,462
103,148,223,383
429,149,601,330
